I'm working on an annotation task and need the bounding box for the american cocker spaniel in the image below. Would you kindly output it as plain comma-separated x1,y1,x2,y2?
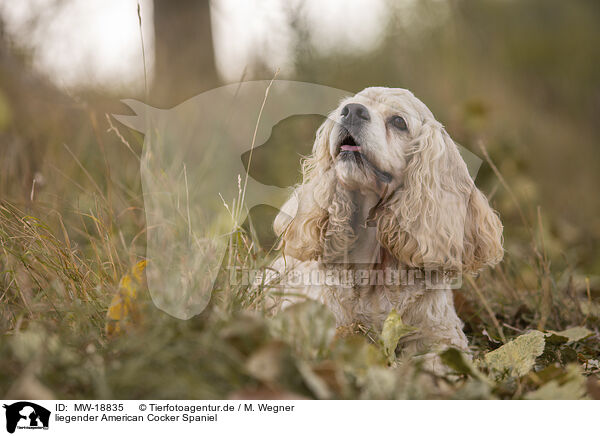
269,87,503,364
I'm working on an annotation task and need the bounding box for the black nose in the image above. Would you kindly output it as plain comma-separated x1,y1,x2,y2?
341,103,370,123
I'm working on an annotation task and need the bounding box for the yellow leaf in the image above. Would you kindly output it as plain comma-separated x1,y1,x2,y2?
483,330,545,378
546,327,593,343
120,275,135,297
524,364,587,399
131,259,147,282
105,260,147,337
106,297,129,320
380,310,418,360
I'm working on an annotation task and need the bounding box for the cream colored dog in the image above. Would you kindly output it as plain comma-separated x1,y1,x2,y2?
269,87,503,362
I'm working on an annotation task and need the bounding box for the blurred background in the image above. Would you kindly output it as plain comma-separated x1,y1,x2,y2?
1,0,599,270
0,0,599,399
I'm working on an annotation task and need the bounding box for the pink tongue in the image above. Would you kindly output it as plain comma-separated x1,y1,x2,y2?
341,145,360,152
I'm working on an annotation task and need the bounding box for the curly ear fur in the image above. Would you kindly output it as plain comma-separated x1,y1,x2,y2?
273,118,334,261
462,188,504,271
275,108,503,271
376,121,503,272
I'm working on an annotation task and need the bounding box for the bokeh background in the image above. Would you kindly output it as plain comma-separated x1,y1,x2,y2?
2,0,599,268
0,0,599,399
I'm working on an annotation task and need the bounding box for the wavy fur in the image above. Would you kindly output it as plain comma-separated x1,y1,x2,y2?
270,87,504,365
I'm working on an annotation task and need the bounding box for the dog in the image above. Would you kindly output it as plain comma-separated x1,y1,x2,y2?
268,87,503,364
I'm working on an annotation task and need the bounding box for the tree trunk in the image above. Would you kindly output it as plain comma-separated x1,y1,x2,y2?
152,0,219,107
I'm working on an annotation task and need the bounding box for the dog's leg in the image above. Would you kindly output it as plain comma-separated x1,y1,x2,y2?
398,288,469,373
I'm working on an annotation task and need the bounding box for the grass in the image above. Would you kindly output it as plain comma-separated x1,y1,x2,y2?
0,103,599,400
1,0,599,401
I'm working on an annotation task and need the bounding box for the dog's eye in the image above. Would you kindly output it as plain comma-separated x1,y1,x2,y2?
389,115,408,131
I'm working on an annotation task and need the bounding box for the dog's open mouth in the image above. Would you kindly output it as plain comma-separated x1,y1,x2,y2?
339,134,361,153
335,131,393,184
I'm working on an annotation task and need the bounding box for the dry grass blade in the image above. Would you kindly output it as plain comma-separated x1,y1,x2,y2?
238,69,280,220
536,206,553,330
465,274,506,343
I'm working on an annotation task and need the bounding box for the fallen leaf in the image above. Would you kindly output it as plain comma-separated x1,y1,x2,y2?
440,348,489,382
380,310,418,361
524,364,587,399
546,326,593,343
105,260,147,337
483,330,545,377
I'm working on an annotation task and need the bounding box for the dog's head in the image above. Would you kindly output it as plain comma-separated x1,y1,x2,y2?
328,87,427,195
275,87,503,273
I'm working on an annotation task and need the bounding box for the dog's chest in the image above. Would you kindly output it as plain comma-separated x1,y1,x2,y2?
322,268,427,331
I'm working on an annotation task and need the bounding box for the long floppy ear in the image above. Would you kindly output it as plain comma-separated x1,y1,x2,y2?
461,187,504,271
273,118,335,261
376,121,503,272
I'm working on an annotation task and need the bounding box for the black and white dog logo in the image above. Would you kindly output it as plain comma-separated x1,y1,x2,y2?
3,402,50,434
